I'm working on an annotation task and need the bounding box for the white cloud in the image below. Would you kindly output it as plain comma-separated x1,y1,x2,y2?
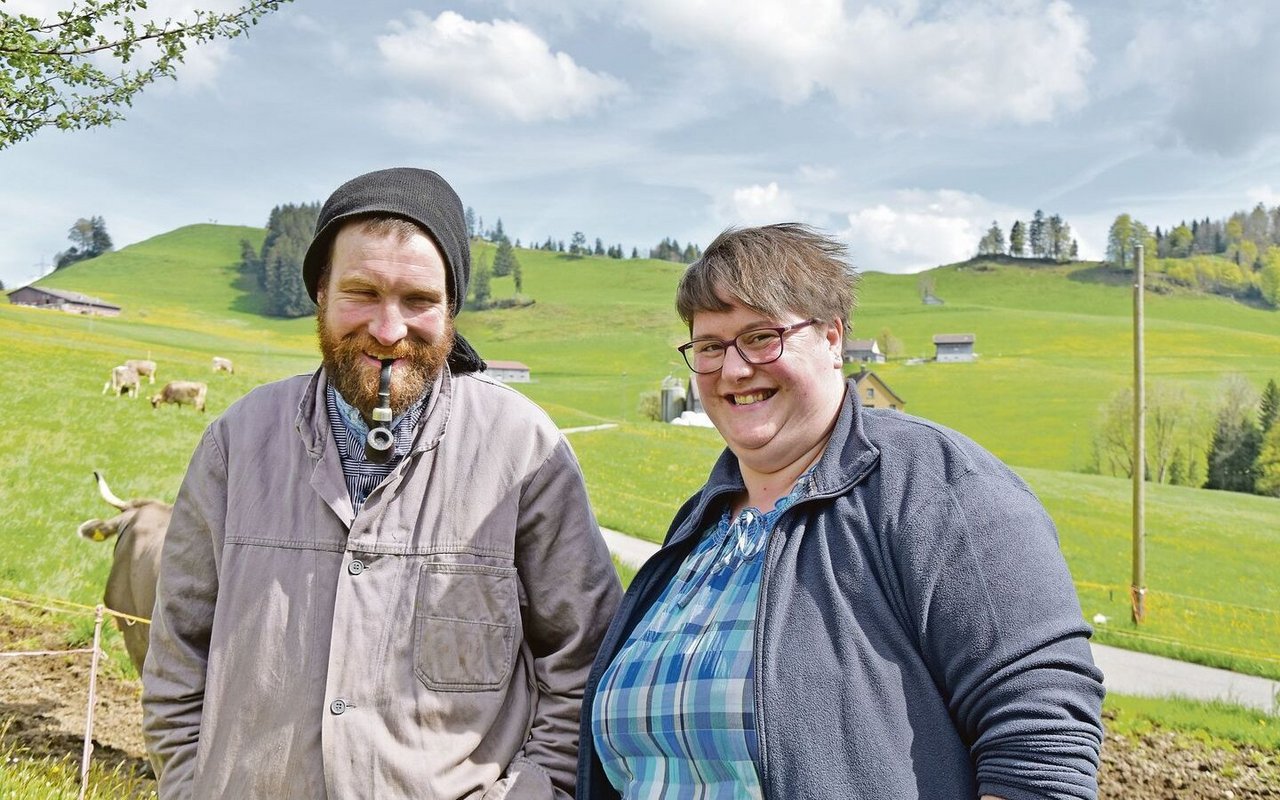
622,0,1092,126
798,164,838,182
720,182,800,225
1247,185,1280,208
1120,4,1280,154
840,189,994,273
377,11,624,122
379,97,466,144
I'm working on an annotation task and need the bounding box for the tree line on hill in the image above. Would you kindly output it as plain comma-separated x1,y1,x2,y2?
975,210,1080,261
238,203,702,318
1106,203,1280,308
1092,376,1280,498
467,208,701,264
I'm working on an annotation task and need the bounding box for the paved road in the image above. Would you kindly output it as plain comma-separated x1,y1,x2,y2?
599,527,1280,715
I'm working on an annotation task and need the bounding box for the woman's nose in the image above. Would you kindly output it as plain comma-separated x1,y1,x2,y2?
720,343,755,378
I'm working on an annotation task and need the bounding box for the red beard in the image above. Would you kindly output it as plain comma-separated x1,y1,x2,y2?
316,304,453,420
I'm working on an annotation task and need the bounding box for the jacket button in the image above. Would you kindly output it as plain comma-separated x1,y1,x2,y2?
347,559,365,575
330,699,347,715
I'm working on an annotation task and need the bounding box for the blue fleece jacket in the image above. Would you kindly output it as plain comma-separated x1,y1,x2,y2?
578,383,1104,799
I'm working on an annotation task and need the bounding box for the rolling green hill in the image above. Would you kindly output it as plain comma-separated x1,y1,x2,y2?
3,225,1278,679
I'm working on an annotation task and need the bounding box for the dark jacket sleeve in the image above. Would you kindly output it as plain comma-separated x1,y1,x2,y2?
896,467,1105,800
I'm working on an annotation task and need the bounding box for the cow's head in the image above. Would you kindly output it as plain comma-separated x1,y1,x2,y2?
78,470,143,544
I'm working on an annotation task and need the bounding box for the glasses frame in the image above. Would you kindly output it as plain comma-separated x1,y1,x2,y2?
677,318,820,374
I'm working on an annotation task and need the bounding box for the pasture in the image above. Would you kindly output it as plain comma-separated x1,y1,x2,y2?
1,224,1277,680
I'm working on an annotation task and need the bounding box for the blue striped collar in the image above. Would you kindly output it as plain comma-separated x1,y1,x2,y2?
326,384,429,464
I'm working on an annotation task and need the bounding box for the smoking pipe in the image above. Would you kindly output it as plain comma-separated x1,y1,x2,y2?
365,358,395,463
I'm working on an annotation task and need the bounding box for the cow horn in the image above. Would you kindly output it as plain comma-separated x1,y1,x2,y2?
93,470,129,510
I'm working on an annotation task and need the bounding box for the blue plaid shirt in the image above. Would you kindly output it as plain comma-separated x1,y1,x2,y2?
326,385,426,514
592,472,814,798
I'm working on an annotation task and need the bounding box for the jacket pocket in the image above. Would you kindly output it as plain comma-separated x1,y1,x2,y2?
414,562,518,691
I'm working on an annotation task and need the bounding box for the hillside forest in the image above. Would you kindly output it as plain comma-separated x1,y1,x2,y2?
976,203,1280,309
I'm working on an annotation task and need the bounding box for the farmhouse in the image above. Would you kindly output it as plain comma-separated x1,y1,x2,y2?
851,368,905,411
486,360,531,383
932,333,976,362
843,338,885,364
7,286,121,316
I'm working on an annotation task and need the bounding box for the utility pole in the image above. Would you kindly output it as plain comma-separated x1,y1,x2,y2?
1131,244,1146,624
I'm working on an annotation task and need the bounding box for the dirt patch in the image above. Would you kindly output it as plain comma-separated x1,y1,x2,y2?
1,606,1277,797
0,603,152,787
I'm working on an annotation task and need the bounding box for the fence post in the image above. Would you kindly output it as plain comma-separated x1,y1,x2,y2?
79,605,105,800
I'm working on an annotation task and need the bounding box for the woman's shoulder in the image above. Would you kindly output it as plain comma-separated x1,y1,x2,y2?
857,408,1024,493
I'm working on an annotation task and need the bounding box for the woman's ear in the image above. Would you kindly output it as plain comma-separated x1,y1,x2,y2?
826,318,846,361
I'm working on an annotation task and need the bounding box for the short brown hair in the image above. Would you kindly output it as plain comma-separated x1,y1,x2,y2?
675,223,858,330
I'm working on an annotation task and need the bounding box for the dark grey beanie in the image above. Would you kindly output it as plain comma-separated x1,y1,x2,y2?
303,167,484,373
303,167,469,314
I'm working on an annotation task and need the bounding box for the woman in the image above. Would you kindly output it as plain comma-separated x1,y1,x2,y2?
578,224,1104,799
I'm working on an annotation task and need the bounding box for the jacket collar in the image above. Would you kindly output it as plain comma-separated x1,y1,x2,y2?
295,364,454,459
668,378,881,547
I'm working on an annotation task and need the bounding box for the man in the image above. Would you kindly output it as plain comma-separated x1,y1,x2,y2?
143,167,622,799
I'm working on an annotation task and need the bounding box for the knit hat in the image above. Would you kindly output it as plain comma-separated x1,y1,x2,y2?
303,167,484,373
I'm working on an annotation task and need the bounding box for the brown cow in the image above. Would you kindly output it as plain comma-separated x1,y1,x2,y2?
151,380,207,412
77,470,173,674
102,365,140,398
211,356,234,374
125,358,157,384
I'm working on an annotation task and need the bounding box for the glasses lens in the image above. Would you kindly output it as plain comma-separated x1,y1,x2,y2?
687,341,725,373
736,329,783,364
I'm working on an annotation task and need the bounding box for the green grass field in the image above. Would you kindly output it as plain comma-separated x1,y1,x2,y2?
2,225,1278,681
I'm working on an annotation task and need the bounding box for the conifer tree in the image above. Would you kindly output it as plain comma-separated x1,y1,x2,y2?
493,238,518,278
54,215,113,268
977,221,1005,256
1029,210,1047,258
1260,379,1279,433
1204,376,1263,494
1009,220,1026,257
471,253,492,308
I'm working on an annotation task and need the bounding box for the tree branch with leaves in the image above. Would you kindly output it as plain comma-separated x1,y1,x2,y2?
0,0,290,149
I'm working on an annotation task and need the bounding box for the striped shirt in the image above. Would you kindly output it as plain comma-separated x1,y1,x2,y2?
592,472,814,799
325,384,427,514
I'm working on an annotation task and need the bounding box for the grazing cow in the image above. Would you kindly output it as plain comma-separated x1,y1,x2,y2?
151,380,207,412
77,470,173,674
102,365,140,398
125,358,157,384
211,356,234,374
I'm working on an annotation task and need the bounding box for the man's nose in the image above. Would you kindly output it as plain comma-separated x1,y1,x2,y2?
369,302,408,347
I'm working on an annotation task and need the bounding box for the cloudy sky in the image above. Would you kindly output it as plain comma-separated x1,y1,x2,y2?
4,0,1280,289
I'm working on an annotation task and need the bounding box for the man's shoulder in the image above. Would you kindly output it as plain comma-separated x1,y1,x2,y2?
219,372,313,422
449,370,561,437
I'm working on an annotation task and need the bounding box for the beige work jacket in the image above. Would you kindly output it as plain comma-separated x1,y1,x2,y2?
142,366,621,799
